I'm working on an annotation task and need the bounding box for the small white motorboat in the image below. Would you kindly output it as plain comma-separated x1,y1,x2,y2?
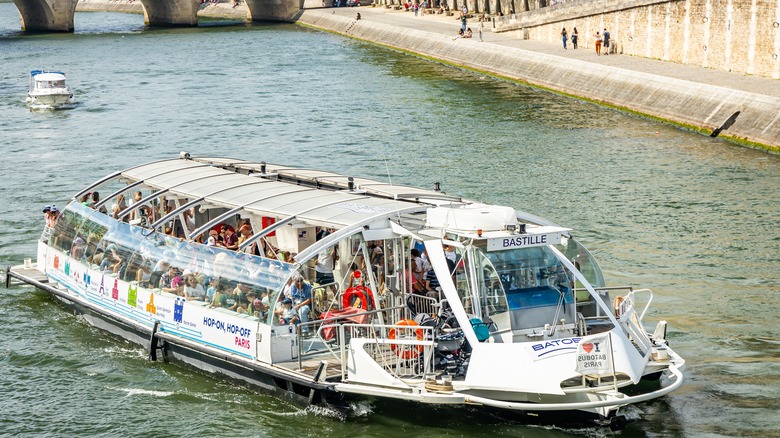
26,70,73,108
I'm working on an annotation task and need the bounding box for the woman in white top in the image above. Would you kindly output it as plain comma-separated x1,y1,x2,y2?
183,274,206,301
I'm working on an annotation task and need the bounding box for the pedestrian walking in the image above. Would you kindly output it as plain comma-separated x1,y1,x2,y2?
594,31,602,55
571,27,578,49
460,12,467,33
561,27,568,49
603,28,611,55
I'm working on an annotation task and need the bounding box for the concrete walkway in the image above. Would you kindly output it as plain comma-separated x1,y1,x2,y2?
329,7,780,97
300,6,780,151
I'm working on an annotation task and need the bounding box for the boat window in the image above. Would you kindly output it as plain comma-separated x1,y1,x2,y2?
557,236,605,289
54,204,296,319
471,245,575,331
50,202,91,256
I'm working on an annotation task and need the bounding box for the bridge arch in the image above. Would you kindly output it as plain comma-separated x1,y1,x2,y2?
10,0,303,32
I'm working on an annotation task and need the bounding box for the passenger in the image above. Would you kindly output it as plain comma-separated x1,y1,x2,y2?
347,263,364,288
289,274,312,334
224,287,240,311
207,229,223,247
159,266,181,291
223,226,239,250
90,192,108,214
99,244,124,274
209,286,228,308
135,263,151,284
111,194,126,219
205,277,219,302
315,245,337,288
251,298,267,318
278,298,298,325
183,273,206,301
424,267,441,299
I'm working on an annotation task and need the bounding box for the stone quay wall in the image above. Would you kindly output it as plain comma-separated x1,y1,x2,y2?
493,0,780,80
297,9,780,150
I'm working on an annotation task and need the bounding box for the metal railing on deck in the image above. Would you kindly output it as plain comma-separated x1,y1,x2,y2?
294,305,434,382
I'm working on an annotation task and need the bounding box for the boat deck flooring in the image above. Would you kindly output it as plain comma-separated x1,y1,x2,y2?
5,264,49,288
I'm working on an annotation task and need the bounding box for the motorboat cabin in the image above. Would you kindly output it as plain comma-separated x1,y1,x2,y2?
23,153,685,428
26,70,73,108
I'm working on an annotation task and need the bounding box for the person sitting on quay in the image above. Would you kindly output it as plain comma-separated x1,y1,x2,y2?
464,27,473,38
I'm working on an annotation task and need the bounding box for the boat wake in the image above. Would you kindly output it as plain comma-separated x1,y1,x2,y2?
113,387,176,398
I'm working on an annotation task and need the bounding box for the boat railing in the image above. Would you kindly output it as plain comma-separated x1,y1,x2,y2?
294,304,408,370
616,288,655,354
333,322,434,382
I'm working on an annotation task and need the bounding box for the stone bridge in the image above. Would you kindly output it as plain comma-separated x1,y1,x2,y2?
11,0,303,31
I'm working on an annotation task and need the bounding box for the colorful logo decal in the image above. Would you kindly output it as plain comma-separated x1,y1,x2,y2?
98,276,106,296
174,297,185,323
54,255,59,270
64,259,70,276
128,285,138,308
146,294,157,314
84,272,91,287
112,279,119,300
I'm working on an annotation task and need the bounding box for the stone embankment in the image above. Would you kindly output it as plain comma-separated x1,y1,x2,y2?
70,1,779,151
297,8,779,152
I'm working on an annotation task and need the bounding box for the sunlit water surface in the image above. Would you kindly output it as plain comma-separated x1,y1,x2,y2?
1,5,779,437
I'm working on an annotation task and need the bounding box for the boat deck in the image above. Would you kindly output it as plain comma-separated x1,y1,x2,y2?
4,264,49,288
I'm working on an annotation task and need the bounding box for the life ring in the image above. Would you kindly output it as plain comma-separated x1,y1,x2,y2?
613,295,624,318
388,319,424,359
342,285,374,311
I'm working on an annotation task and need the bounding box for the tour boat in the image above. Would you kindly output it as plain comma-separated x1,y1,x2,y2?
8,153,685,429
26,70,73,108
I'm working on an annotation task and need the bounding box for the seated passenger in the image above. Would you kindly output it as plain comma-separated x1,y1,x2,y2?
160,266,182,293
205,277,219,302
183,273,206,301
289,274,312,334
99,244,123,274
278,298,298,325
135,264,151,285
251,298,267,319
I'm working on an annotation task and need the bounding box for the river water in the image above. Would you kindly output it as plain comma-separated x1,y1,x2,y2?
1,6,779,437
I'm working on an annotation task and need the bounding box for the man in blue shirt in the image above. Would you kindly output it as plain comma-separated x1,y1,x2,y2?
289,274,313,334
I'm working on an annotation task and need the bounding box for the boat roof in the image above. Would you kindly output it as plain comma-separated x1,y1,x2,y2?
74,155,565,244
103,156,466,230
31,70,66,81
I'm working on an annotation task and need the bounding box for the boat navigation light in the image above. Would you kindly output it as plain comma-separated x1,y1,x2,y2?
179,151,191,160
434,182,441,192
260,162,267,174
505,224,517,232
348,177,355,191
518,223,527,234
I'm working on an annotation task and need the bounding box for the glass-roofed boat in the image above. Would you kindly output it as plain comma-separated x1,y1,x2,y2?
9,153,685,429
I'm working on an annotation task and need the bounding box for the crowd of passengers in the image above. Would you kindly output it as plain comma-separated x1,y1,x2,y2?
48,192,394,332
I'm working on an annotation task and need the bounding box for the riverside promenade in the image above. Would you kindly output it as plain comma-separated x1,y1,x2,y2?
298,7,780,152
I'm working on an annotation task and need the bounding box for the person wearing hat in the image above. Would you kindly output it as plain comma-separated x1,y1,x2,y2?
279,298,298,325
